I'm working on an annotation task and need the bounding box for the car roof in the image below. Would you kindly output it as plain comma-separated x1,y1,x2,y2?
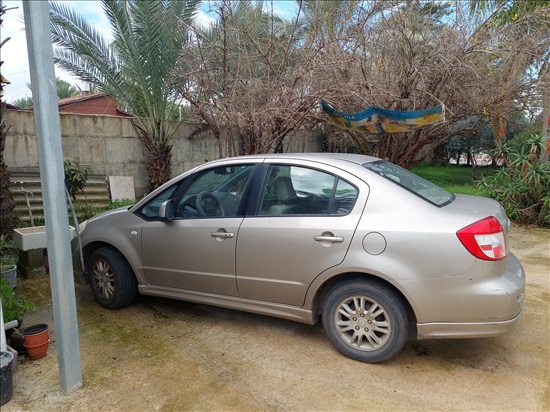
208,152,381,166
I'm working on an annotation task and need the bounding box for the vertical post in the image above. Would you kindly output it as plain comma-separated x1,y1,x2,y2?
22,0,83,393
0,299,6,352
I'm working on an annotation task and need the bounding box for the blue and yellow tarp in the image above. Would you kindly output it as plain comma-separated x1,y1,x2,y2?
321,101,445,134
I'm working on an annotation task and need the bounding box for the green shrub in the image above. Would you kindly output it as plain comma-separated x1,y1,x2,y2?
64,159,92,218
109,198,137,210
0,235,18,266
68,201,103,226
478,133,549,228
67,199,138,226
64,159,90,200
0,276,36,322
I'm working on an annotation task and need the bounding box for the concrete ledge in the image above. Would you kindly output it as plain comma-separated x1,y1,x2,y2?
13,226,75,251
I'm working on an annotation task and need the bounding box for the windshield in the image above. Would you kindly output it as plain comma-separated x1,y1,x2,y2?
363,161,455,207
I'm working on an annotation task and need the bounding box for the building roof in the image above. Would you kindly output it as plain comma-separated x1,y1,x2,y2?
21,93,133,117
56,93,133,117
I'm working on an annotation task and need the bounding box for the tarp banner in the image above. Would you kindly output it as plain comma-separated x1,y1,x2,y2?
321,101,445,134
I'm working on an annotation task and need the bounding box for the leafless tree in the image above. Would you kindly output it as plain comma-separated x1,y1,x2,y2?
176,0,384,157
320,0,548,166
176,0,549,167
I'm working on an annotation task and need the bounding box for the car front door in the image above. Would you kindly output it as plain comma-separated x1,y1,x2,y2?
141,164,255,296
236,162,367,306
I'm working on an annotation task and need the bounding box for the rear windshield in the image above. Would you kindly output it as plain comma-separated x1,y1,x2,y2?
363,161,455,207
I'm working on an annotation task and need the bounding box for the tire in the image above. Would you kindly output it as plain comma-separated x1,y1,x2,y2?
322,279,409,363
87,247,138,309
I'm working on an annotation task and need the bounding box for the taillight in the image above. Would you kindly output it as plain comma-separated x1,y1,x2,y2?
456,216,507,261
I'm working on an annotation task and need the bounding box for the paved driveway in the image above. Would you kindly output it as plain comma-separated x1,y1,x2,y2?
3,226,549,411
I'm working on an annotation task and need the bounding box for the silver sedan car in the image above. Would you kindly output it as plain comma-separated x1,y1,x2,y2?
73,153,525,363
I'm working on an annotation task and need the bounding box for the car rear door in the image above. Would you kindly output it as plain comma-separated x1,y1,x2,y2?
236,161,368,306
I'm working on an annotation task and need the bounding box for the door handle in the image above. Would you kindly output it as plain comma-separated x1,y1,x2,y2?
211,231,235,239
314,235,344,243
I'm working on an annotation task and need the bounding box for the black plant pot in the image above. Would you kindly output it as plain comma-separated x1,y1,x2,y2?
23,324,48,336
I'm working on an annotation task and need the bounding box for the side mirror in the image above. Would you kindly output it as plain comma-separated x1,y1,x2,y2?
159,200,175,221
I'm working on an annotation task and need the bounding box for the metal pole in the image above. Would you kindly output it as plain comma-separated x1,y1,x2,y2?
0,298,6,353
22,0,83,394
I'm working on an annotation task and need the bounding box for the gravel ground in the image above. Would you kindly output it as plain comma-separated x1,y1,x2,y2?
2,225,548,411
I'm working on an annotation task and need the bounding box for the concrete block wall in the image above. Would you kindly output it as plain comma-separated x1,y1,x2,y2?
4,109,322,197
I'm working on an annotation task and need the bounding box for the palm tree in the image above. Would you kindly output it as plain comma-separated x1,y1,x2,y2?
12,96,33,109
56,78,81,99
13,77,81,107
49,0,200,191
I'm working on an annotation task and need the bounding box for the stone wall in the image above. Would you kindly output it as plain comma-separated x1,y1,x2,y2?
4,109,322,197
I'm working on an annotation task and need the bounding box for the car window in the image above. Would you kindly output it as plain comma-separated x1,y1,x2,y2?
259,165,357,216
136,184,179,219
331,179,358,215
363,160,454,207
175,164,254,218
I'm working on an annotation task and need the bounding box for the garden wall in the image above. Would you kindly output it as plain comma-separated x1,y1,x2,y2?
4,109,322,197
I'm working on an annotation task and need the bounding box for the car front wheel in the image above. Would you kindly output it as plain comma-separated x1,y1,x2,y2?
88,247,137,309
322,279,409,363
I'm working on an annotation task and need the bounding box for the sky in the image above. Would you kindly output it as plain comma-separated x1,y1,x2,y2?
1,0,298,104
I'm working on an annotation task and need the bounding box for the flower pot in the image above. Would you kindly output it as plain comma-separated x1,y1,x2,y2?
0,351,15,405
0,264,17,288
23,324,49,347
23,339,50,360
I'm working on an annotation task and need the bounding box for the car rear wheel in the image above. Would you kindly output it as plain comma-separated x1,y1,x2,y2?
88,247,137,309
322,279,409,363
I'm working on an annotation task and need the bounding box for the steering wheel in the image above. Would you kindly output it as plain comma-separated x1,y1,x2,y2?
196,191,225,217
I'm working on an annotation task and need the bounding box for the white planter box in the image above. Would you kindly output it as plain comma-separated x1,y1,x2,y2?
13,226,75,251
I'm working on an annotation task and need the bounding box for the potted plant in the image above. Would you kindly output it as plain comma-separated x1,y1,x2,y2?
0,276,35,327
0,235,18,288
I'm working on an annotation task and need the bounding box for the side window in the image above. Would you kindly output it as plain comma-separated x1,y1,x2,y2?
259,165,350,216
331,179,358,215
175,164,253,218
137,184,179,220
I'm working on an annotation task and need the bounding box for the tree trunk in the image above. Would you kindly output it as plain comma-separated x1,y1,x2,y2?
132,120,174,192
144,141,173,192
491,108,508,150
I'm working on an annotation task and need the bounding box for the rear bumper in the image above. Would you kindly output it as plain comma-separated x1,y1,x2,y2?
416,252,525,339
416,308,523,339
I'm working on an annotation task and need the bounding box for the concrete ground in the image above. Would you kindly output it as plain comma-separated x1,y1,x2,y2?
2,226,549,411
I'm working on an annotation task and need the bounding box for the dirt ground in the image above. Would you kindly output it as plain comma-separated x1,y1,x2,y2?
2,226,549,411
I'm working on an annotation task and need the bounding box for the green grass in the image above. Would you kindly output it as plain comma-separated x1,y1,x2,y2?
411,165,494,196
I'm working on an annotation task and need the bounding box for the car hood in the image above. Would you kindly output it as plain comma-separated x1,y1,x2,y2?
446,194,511,233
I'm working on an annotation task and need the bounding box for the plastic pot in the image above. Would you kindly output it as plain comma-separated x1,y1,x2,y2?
1,351,15,405
23,339,50,360
23,324,49,347
0,264,17,288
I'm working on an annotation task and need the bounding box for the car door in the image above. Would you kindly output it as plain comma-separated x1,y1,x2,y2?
236,162,367,306
140,164,255,296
